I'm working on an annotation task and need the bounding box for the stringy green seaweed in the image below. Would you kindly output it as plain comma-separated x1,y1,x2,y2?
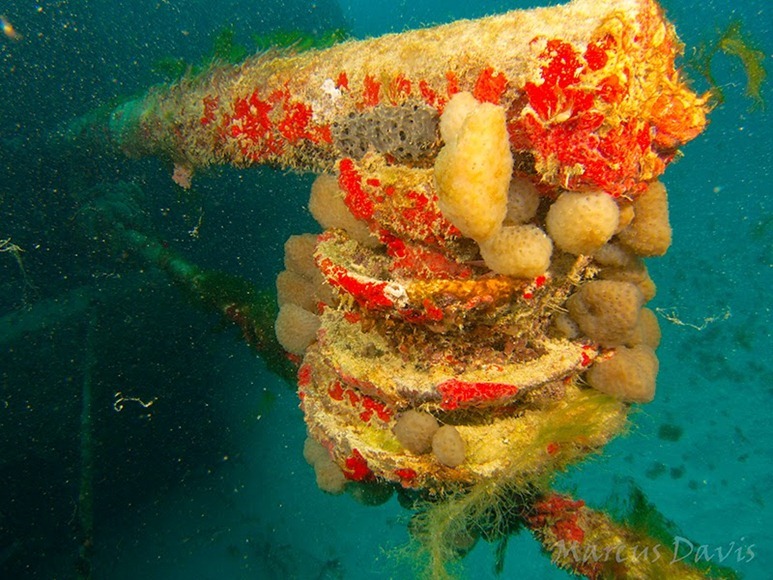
151,26,350,83
692,20,767,109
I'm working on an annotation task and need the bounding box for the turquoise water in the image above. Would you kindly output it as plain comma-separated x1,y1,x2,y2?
0,0,770,578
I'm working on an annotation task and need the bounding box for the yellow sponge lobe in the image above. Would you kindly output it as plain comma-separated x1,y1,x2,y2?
309,174,377,247
627,307,661,349
276,270,317,312
546,191,620,255
304,436,347,494
567,280,644,347
284,234,318,280
432,425,466,468
505,176,541,224
438,91,479,145
434,93,512,241
275,303,320,355
393,410,439,454
479,224,553,278
586,345,659,403
618,181,671,256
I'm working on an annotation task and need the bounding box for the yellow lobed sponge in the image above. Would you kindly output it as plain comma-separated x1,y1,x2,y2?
478,224,553,278
567,280,644,347
599,260,657,302
309,174,377,247
618,181,672,256
432,425,467,468
437,91,479,145
505,176,541,225
274,303,321,355
434,93,512,242
276,270,317,312
284,234,319,280
627,307,662,349
586,345,659,403
304,436,347,494
546,191,620,255
393,409,440,455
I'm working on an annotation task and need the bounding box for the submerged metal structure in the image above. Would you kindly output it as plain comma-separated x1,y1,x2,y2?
60,0,725,576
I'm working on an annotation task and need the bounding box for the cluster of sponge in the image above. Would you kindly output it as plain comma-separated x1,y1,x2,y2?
274,234,327,355
433,93,672,285
434,93,552,278
303,435,347,494
563,279,660,402
433,93,673,404
393,409,466,468
560,181,671,403
275,171,381,355
284,96,674,498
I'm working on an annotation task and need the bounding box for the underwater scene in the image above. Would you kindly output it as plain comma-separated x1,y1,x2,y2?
0,0,770,578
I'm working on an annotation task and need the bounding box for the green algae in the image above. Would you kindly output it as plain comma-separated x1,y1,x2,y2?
610,482,741,580
693,20,767,109
252,28,349,53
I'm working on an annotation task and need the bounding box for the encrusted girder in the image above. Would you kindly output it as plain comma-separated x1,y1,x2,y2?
264,0,708,499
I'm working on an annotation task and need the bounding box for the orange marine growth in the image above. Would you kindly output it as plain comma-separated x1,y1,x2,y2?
227,88,331,163
473,67,508,104
510,19,707,197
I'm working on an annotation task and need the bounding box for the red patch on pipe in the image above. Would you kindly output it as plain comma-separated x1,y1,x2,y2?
362,75,381,107
473,67,508,104
344,449,373,481
336,71,349,91
437,378,520,410
338,158,375,221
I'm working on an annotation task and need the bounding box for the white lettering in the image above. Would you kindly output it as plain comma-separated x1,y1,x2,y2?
671,536,694,563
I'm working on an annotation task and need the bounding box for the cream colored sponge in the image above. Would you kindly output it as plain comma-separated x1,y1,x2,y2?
275,303,320,355
284,234,318,280
438,91,478,144
303,435,329,465
627,307,661,349
309,174,377,247
546,191,620,255
434,92,512,241
393,409,439,454
314,460,347,494
479,224,552,278
304,436,347,494
567,280,644,347
276,270,317,312
505,176,541,224
432,425,466,468
586,345,659,403
618,181,672,256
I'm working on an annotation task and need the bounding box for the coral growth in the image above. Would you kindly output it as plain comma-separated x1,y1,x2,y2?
96,0,714,576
